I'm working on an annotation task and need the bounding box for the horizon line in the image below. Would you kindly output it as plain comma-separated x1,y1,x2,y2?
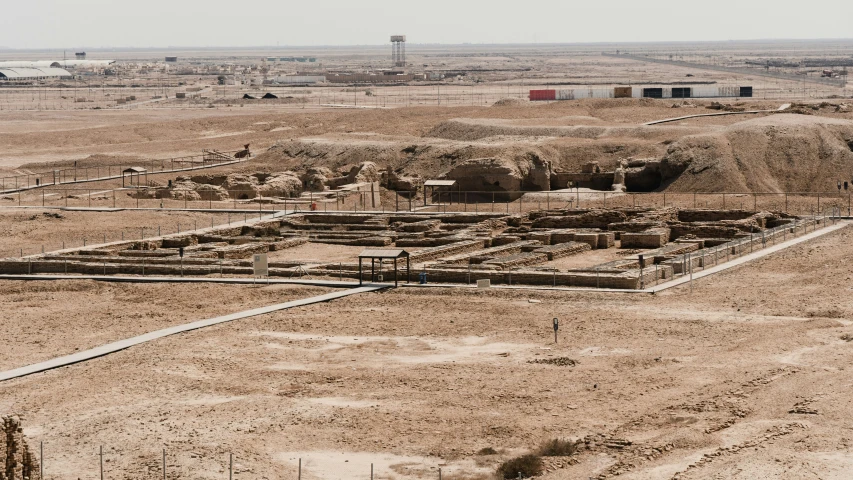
2,37,853,53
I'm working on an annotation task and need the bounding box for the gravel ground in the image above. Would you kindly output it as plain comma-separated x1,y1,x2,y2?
2,224,853,479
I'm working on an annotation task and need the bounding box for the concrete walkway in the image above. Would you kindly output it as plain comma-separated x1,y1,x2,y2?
0,274,371,289
0,285,385,383
643,103,790,126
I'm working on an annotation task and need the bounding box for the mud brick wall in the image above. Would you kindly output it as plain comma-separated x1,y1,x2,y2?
668,223,743,240
213,243,270,259
241,220,284,237
548,229,602,245
303,214,384,225
531,210,628,229
676,209,755,222
621,229,670,249
318,236,394,247
482,252,549,268
526,232,552,245
574,233,600,249
491,236,522,246
306,263,669,290
598,232,616,249
396,220,441,232
417,268,651,289
1,415,41,480
269,237,308,251
396,235,475,247
408,240,485,263
607,221,664,233
161,235,199,248
437,241,541,265
310,232,380,241
534,242,591,260
358,236,394,247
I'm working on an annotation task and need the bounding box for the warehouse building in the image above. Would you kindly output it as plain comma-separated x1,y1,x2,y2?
0,67,73,81
0,60,114,69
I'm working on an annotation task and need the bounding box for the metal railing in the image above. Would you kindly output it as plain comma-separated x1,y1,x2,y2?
5,188,853,217
660,213,836,290
0,151,242,194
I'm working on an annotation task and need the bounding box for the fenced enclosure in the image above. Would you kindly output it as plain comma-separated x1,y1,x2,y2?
0,151,242,194
420,190,853,217
28,442,443,480
4,188,852,217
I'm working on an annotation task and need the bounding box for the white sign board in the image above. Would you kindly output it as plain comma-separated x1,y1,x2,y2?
253,254,269,277
477,279,491,288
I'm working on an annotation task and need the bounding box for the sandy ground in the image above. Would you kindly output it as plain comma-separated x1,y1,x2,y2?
0,282,331,371
0,208,248,258
2,222,853,479
2,98,849,171
266,244,368,264
1,45,852,478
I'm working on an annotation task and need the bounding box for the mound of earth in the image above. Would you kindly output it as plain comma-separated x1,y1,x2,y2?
442,153,552,198
250,110,853,195
256,138,662,189
425,118,705,142
660,114,853,192
492,98,528,107
133,172,302,200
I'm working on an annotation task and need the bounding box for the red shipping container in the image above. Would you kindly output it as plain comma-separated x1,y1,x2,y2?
529,89,556,101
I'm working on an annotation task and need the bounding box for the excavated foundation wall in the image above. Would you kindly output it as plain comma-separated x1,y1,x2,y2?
1,416,40,480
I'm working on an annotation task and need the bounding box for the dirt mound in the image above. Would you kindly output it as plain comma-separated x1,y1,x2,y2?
257,139,557,182
19,154,147,170
442,153,551,197
255,136,671,190
661,114,853,192
249,110,853,195
426,118,705,143
492,98,528,107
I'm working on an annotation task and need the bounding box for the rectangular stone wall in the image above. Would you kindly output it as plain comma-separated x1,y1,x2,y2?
675,209,755,222
533,242,591,261
2,416,41,480
621,229,670,249
408,240,485,263
437,241,541,265
482,252,549,268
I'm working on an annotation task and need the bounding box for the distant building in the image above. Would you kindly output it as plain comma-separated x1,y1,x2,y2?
272,75,326,85
0,67,73,81
165,57,178,63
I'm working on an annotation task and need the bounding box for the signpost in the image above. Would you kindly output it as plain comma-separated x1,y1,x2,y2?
253,253,269,279
553,317,559,344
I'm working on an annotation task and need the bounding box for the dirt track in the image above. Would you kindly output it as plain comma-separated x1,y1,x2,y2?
2,223,853,479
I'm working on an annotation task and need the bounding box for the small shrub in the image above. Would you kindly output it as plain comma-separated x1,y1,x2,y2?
496,454,542,479
537,438,578,457
476,447,498,455
527,357,577,367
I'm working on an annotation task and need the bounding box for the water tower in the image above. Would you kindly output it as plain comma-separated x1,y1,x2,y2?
391,35,406,67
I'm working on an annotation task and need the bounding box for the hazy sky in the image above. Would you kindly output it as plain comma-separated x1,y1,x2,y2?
2,0,852,49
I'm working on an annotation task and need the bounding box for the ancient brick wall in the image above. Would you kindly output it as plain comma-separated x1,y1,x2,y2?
1,416,40,480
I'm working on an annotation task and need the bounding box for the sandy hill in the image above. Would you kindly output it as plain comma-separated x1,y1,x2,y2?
661,114,853,192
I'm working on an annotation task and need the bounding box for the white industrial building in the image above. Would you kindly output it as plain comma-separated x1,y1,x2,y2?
0,60,115,69
0,67,73,80
271,75,326,85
